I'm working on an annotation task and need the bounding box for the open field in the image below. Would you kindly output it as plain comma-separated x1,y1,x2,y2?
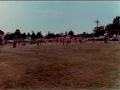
0,41,120,89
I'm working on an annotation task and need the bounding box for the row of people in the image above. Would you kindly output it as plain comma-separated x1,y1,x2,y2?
104,31,120,43
2,32,120,50
34,36,87,46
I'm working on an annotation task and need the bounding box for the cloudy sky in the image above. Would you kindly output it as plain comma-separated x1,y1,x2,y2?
0,1,120,35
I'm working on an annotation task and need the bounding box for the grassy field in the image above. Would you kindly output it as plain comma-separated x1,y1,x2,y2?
0,41,120,89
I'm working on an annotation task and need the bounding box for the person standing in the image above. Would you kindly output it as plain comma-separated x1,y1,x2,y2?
61,36,65,45
17,39,21,47
55,37,59,45
65,36,68,45
92,34,95,43
13,38,15,48
106,31,110,43
113,34,117,42
37,38,40,46
79,36,82,43
84,37,87,43
0,37,2,53
104,31,107,43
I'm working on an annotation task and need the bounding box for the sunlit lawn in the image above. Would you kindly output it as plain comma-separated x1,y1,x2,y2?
0,41,120,89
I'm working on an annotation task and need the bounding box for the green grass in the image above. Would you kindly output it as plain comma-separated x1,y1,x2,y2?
0,41,120,89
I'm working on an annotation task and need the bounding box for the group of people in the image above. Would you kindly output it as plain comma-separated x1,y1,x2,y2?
28,35,87,46
12,32,120,48
13,38,27,48
53,35,87,45
112,33,120,43
13,38,21,48
1,31,120,53
104,31,120,43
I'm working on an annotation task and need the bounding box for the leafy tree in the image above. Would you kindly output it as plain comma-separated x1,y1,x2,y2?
104,16,120,35
105,16,120,35
50,33,55,38
27,32,31,37
10,33,15,40
68,30,74,37
113,16,120,24
14,29,21,39
31,31,36,39
93,26,105,37
45,32,55,39
82,32,87,37
36,31,43,38
55,33,60,37
22,32,27,39
4,32,11,40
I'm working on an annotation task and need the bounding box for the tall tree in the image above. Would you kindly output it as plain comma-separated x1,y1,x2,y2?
93,26,105,37
4,32,11,42
55,33,60,37
31,31,36,39
45,32,55,39
10,33,15,40
27,32,31,37
113,16,120,24
14,29,21,39
36,31,43,38
22,32,27,39
105,16,120,35
68,30,74,37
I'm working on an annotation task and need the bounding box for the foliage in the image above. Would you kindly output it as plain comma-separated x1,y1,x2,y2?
45,32,55,39
27,32,31,37
55,33,60,37
21,32,27,39
10,33,15,40
93,26,105,37
68,30,74,37
4,32,11,40
14,29,21,39
36,31,43,38
31,31,36,39
105,16,120,35
113,16,120,24
3,16,120,40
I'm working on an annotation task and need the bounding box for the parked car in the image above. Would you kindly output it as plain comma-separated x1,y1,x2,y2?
109,38,113,41
7,40,13,43
21,39,30,42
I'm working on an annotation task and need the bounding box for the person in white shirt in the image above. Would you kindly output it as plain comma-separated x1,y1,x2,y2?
104,31,108,43
113,34,117,41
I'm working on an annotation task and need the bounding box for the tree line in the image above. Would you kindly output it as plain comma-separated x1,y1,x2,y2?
4,29,75,40
4,16,120,40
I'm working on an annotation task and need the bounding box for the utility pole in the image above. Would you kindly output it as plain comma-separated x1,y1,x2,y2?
94,20,100,27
